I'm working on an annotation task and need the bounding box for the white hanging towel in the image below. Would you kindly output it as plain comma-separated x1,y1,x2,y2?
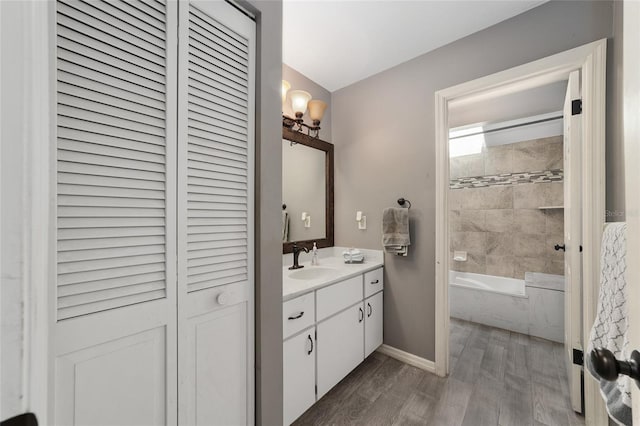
586,222,631,426
282,210,289,242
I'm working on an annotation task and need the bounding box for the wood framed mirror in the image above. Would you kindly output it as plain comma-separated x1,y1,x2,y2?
282,127,334,253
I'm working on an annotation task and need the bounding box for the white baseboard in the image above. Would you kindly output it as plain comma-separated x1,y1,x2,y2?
376,344,436,373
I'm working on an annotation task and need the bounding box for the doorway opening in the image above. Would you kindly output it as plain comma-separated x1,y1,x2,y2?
447,87,582,421
434,39,607,425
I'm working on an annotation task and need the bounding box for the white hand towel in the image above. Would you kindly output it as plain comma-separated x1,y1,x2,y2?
282,210,289,242
586,222,631,426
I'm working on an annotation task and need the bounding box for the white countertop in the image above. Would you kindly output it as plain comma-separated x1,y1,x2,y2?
282,247,384,301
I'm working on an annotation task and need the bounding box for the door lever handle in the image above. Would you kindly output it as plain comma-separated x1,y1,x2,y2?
590,347,640,388
554,244,566,251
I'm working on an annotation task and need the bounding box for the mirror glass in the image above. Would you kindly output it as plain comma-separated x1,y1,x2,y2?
282,139,326,242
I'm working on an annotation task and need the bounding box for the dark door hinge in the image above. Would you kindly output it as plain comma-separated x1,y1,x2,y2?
572,99,582,116
573,349,584,366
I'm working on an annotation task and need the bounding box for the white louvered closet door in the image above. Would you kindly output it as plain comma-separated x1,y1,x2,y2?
177,1,255,425
54,1,178,424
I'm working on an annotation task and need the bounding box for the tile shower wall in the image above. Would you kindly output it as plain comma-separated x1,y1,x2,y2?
449,136,564,279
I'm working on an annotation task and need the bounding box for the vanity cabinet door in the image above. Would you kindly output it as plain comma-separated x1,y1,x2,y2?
365,291,384,357
284,328,316,426
316,303,365,398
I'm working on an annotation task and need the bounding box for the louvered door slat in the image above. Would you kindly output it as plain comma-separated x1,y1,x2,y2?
58,149,165,172
188,134,247,155
58,48,164,93
58,281,166,309
58,235,165,251
58,116,165,146
188,150,247,169
188,9,248,52
58,65,165,103
126,0,165,25
58,81,165,119
56,0,170,320
58,93,165,128
58,105,165,137
58,271,166,296
57,2,165,59
58,226,166,240
58,127,165,154
189,32,248,74
58,140,165,165
188,106,247,135
189,72,248,110
58,184,165,200
56,30,165,80
58,262,165,286
189,22,249,65
58,0,165,49
58,161,165,182
57,290,166,320
188,117,247,140
188,93,248,123
58,173,165,191
188,127,247,151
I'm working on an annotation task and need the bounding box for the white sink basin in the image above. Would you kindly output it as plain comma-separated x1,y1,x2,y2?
288,267,336,281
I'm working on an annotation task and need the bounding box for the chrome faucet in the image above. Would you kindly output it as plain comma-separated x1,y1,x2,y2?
289,243,309,270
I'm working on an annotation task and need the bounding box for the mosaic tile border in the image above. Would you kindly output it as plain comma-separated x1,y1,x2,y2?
450,169,563,189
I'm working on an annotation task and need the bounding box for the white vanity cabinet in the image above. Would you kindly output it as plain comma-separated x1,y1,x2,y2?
316,304,365,398
283,326,316,426
365,291,384,358
282,265,384,425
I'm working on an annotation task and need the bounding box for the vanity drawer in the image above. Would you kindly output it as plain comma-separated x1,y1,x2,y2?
283,293,315,339
364,268,384,298
316,275,363,321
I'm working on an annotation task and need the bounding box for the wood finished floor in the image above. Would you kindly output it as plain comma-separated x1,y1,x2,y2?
293,318,585,426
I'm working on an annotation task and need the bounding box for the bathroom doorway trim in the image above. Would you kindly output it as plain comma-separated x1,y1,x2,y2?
434,39,607,425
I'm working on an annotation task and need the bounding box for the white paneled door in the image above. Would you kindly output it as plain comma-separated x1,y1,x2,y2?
53,1,254,424
177,1,255,424
563,70,583,414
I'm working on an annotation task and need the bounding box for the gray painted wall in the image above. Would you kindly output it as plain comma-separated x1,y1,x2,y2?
283,63,333,141
242,1,283,425
331,0,618,361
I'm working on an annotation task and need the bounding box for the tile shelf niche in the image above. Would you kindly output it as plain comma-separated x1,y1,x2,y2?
538,205,564,209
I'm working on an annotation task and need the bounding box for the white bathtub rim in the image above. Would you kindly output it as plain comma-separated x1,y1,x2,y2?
449,270,528,299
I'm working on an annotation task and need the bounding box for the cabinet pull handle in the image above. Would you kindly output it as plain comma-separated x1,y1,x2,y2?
307,334,314,355
370,279,379,285
367,302,372,317
359,307,364,323
288,311,304,320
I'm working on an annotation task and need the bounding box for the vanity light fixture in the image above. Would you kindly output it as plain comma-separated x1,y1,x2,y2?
281,80,327,138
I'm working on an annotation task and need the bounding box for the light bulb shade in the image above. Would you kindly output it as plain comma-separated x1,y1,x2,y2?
281,80,291,104
307,100,327,124
289,90,312,117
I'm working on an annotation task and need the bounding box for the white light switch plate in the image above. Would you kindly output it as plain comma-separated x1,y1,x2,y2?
358,216,366,230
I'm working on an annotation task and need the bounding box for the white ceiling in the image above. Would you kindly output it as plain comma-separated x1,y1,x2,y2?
283,0,547,92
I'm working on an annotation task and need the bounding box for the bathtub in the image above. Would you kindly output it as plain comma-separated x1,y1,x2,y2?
449,270,564,342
